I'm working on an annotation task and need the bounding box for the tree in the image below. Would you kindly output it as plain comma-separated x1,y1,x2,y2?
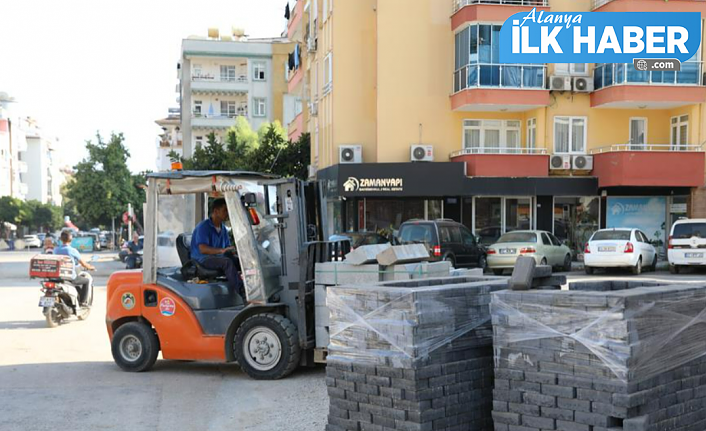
276,133,310,180
65,133,145,228
25,200,63,232
0,196,30,238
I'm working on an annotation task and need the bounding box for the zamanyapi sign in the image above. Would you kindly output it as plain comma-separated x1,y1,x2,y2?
343,177,404,193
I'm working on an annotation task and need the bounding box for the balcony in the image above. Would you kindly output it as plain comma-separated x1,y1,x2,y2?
591,63,706,108
191,76,248,95
450,147,549,177
288,66,304,94
191,114,247,130
452,0,549,31
590,144,705,188
592,0,706,13
451,64,549,111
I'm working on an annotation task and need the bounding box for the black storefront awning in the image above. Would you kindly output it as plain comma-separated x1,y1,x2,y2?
318,163,598,198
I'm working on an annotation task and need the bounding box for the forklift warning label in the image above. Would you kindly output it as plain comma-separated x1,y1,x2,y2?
159,297,176,317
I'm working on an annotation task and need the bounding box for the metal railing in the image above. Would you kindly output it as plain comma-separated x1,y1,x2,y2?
450,147,548,157
454,0,547,12
192,75,248,83
594,62,704,90
453,64,547,93
593,0,705,9
191,112,248,119
590,143,706,154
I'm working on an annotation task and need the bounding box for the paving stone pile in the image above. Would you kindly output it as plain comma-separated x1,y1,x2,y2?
491,283,706,431
326,276,508,431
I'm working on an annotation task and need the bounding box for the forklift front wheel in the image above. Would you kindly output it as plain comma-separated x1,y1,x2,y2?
111,322,160,372
234,313,300,380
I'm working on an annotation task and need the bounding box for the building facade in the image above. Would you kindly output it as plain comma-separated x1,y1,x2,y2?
155,108,182,172
179,31,294,157
21,118,64,205
286,0,706,260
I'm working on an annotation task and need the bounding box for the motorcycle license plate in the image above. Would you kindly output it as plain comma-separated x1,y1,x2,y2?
38,297,55,307
685,253,703,259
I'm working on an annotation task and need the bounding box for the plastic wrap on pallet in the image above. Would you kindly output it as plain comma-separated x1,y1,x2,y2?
327,276,508,368
491,284,706,383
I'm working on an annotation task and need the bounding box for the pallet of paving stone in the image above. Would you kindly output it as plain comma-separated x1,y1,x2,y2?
490,283,706,431
326,275,507,431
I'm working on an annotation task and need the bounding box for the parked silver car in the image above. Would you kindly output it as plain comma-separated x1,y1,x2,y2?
486,230,572,275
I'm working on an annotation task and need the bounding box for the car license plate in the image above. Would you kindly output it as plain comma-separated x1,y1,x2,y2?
598,246,616,252
685,253,703,258
38,297,55,307
500,249,516,254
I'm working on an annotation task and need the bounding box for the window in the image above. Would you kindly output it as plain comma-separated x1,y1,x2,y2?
220,65,236,81
253,62,266,81
254,98,266,117
461,227,476,246
295,98,303,116
554,116,586,154
671,115,689,150
193,100,202,116
527,118,537,150
555,63,588,76
193,64,202,78
195,136,203,146
541,233,552,246
323,54,332,94
629,118,647,149
548,233,561,246
313,61,319,100
454,24,544,91
463,119,520,153
220,101,238,117
323,0,328,21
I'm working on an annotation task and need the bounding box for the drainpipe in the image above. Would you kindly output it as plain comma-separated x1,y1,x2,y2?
7,119,13,197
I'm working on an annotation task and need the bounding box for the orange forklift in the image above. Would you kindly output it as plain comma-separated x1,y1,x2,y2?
105,171,347,379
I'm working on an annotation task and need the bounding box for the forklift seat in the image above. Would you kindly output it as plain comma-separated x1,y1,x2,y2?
176,234,224,280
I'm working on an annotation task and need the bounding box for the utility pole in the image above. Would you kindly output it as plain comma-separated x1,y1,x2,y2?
128,203,133,240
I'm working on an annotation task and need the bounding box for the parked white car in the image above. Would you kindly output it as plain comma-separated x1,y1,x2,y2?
487,230,572,275
584,228,657,275
668,218,706,273
23,235,42,249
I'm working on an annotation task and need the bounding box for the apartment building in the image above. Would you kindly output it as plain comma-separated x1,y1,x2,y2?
0,93,27,200
22,118,64,205
178,30,295,157
155,108,182,171
287,0,706,259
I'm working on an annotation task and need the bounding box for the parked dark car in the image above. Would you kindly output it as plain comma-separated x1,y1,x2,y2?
397,219,486,269
329,232,389,249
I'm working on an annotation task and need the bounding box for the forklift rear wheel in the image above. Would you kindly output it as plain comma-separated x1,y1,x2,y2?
111,322,160,372
234,313,300,380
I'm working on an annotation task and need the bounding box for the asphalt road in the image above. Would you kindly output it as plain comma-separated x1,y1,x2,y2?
0,251,328,431
2,250,705,431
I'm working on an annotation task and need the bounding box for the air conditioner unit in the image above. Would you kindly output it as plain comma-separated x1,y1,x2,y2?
550,75,572,92
307,37,317,52
339,145,362,164
572,155,593,171
573,77,594,92
550,154,572,170
308,165,317,179
310,101,318,116
410,145,433,162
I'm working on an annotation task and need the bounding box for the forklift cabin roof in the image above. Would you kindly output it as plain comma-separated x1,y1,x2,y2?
147,171,279,195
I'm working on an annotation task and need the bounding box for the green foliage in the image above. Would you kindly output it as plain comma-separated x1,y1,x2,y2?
175,122,310,180
64,133,146,228
25,200,64,232
0,196,30,237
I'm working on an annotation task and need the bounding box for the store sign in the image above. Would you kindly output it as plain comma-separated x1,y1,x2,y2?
343,176,403,193
607,197,666,246
671,203,687,214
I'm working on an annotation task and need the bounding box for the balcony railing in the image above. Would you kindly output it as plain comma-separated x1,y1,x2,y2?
594,62,703,90
453,0,547,12
591,143,705,154
592,0,706,9
453,64,547,93
192,75,248,83
192,112,248,119
451,147,548,157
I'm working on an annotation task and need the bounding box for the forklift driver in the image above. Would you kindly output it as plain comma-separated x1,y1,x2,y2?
190,198,246,299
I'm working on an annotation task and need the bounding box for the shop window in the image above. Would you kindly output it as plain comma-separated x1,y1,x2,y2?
474,197,502,245
427,200,442,220
554,116,586,154
554,197,600,260
505,198,531,233
364,199,424,232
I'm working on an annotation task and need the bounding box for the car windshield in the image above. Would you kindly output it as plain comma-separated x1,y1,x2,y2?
497,232,537,243
673,223,706,239
399,224,434,244
592,230,631,241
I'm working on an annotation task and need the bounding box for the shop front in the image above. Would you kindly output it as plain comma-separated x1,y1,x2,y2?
318,163,599,259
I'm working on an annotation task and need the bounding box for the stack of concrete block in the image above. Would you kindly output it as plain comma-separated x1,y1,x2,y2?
344,244,392,265
376,244,431,266
381,261,452,281
568,279,663,292
490,283,706,431
326,275,508,431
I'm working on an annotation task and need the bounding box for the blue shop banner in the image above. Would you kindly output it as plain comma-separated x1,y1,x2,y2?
71,237,94,252
606,197,666,248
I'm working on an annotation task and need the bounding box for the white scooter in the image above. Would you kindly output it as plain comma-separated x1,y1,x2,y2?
35,256,97,328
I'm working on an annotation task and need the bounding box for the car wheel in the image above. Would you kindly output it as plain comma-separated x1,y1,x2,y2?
650,256,658,272
585,266,594,275
631,258,642,275
444,255,456,268
478,255,487,271
234,313,300,380
493,269,504,276
562,254,572,272
540,258,548,266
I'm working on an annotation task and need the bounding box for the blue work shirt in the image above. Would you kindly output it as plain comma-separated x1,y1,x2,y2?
191,218,231,263
54,243,82,278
